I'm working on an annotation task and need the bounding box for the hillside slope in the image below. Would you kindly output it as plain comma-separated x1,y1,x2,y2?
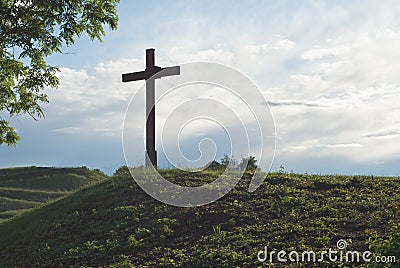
0,166,107,222
0,168,399,267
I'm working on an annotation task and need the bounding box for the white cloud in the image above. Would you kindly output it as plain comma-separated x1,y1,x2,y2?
52,127,83,134
245,39,295,54
316,143,364,149
280,145,308,153
168,48,234,64
364,128,400,139
301,45,351,61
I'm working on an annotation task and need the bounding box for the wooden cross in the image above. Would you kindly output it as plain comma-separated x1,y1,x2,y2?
122,48,180,167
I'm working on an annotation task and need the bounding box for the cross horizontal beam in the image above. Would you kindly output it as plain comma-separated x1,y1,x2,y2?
122,66,180,82
122,70,149,82
153,66,180,79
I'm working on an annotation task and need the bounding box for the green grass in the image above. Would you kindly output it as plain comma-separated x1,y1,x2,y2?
0,166,107,223
0,168,399,267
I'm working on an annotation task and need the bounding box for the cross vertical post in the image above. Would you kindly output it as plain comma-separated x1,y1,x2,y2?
122,48,180,168
145,69,156,167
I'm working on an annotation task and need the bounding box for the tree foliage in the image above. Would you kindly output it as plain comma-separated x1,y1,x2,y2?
238,155,258,171
220,154,238,168
0,0,120,145
219,154,258,171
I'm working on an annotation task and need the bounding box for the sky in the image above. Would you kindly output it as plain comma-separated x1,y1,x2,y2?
1,0,400,176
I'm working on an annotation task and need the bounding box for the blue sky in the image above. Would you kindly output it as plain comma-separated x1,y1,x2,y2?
1,0,400,175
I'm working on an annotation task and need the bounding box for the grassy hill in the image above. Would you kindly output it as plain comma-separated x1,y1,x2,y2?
0,167,399,267
0,166,107,222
